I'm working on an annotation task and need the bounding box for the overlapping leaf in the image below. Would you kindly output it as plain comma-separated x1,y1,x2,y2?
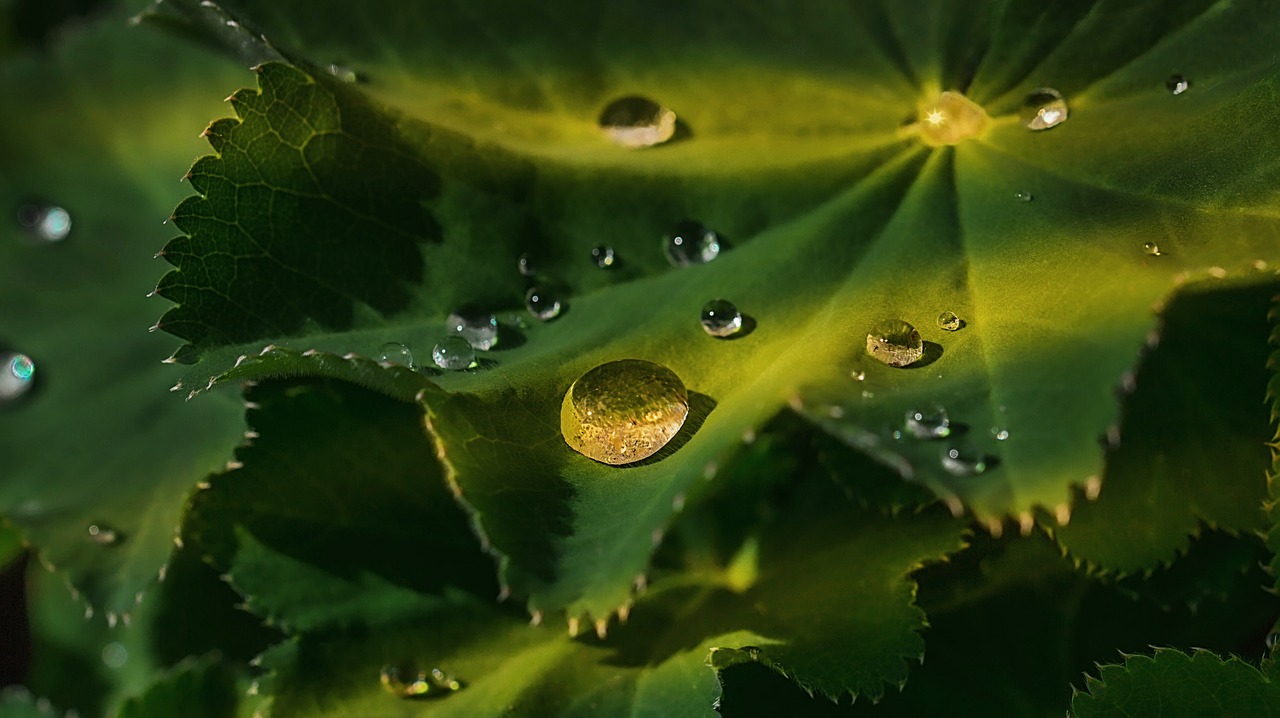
0,10,250,615
149,0,1280,622
1071,649,1280,717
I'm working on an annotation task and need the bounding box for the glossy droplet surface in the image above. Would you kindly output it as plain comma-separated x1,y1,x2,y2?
904,406,951,440
377,342,414,368
561,359,689,465
380,664,463,699
598,96,677,149
700,299,742,337
916,91,989,146
665,221,721,266
1015,191,1033,202
446,308,498,351
991,427,1010,441
17,204,71,242
432,336,475,371
525,287,562,321
1166,74,1189,95
940,445,989,476
865,320,923,367
1020,88,1069,130
937,311,962,332
1143,242,1162,256
1,353,35,402
327,64,358,83
88,523,122,546
591,245,616,269
517,253,537,277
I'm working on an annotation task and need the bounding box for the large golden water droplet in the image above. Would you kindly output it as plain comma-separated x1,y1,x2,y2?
561,359,689,465
915,91,989,146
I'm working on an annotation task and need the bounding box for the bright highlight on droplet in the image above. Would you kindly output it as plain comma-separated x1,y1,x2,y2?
915,91,989,146
700,299,742,338
904,406,951,439
866,320,923,367
1,353,35,403
937,311,962,332
88,523,122,546
446,308,498,351
432,336,475,371
598,96,677,149
16,204,71,242
525,287,562,321
591,245,616,269
561,359,689,465
1020,88,1069,130
1166,74,1189,95
379,663,463,699
377,342,414,368
665,221,721,267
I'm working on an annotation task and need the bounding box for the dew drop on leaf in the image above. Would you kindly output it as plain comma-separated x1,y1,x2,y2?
591,244,616,269
446,308,498,351
0,352,35,403
525,286,562,321
87,522,122,546
517,252,537,277
1166,74,1189,95
16,203,71,242
326,64,358,83
916,91,989,145
991,426,1010,441
561,359,689,465
940,445,990,476
904,406,952,439
432,336,475,371
1014,191,1033,202
598,96,677,149
379,663,462,699
700,299,742,338
1020,88,1069,130
665,220,721,266
101,642,127,669
1143,241,1162,256
376,342,414,368
865,320,923,367
937,310,963,331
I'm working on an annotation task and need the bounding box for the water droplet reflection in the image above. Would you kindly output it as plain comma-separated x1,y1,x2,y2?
700,299,742,338
1143,242,1162,256
865,320,923,367
940,445,989,476
598,96,677,149
937,311,962,332
1020,88,1069,130
432,336,475,371
446,308,498,351
377,342,414,368
561,359,689,465
665,221,721,266
525,287,562,321
591,245,616,269
904,406,951,440
17,204,71,242
1,353,35,403
1166,74,1189,95
88,523,122,546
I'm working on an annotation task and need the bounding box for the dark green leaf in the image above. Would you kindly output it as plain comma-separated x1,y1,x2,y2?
114,655,239,718
1071,649,1280,718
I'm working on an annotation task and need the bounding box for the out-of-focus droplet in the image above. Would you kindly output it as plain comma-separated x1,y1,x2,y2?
525,287,562,321
17,204,71,242
916,91,989,146
940,445,989,476
598,96,677,149
432,336,475,371
866,320,923,367
1143,242,1162,256
665,221,721,266
904,405,951,439
561,359,689,465
1166,74,1189,95
518,252,537,277
1020,88,1069,130
88,523,122,546
700,299,742,338
377,342,414,368
591,245,616,269
0,353,35,403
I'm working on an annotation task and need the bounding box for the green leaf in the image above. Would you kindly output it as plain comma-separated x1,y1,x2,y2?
114,655,240,718
0,12,252,614
0,521,22,569
151,1,1280,619
1071,649,1280,718
182,380,499,635
1268,291,1280,586
1052,281,1275,572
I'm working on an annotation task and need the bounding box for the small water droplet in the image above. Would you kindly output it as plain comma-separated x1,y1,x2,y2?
101,642,128,669
940,445,989,476
665,221,721,266
327,64,358,83
377,342,414,368
937,311,962,332
1143,242,1162,256
525,287,562,321
1165,74,1189,95
561,359,689,465
432,336,475,371
916,91,989,146
17,204,71,242
517,252,537,277
700,299,742,338
904,406,951,439
0,353,35,403
991,426,1010,441
379,663,463,699
1020,88,1069,131
446,308,498,350
1014,191,1033,202
591,245,616,269
865,320,923,367
598,96,677,149
87,523,122,546
852,370,866,381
